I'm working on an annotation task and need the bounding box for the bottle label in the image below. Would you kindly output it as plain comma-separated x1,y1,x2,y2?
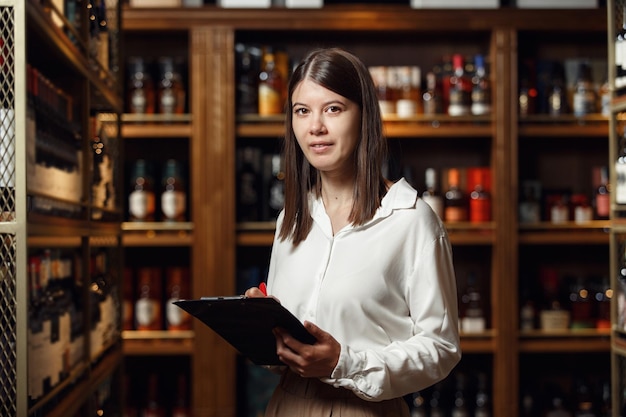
160,89,176,114
595,194,610,218
135,298,160,328
258,84,282,115
573,91,596,116
130,90,147,114
461,316,485,333
161,190,186,220
445,207,467,222
129,190,155,220
469,198,491,223
166,298,190,329
396,99,417,118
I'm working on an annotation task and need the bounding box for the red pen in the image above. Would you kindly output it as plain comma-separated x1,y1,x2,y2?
259,282,267,296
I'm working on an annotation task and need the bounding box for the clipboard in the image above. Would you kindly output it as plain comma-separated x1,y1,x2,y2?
173,296,316,365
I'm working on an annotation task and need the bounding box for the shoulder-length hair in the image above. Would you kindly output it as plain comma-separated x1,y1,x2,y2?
278,47,388,245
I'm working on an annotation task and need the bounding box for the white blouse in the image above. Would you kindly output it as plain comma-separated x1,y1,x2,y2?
266,178,461,401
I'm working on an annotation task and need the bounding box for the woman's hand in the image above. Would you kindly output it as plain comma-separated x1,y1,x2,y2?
244,286,266,298
273,321,340,379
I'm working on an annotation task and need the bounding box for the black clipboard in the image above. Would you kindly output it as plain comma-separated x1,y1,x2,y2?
173,296,316,365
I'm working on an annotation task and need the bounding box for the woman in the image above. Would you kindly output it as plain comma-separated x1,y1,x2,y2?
245,47,461,417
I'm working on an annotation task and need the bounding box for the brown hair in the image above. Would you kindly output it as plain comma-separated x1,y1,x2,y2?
279,47,388,245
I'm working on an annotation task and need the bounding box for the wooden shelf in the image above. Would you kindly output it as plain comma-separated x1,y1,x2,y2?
122,330,195,355
518,221,610,244
519,329,610,353
122,222,193,246
121,114,193,138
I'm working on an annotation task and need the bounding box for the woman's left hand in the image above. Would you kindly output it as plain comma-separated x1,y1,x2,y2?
273,321,341,379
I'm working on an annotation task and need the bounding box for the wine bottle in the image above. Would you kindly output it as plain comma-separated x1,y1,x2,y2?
161,159,187,222
421,167,444,220
258,48,284,116
157,57,186,116
471,54,491,116
444,168,468,222
128,159,156,222
165,267,191,331
469,168,491,223
135,267,162,331
127,57,155,114
447,54,471,116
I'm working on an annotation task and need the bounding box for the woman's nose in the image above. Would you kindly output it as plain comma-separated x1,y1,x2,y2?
309,115,327,135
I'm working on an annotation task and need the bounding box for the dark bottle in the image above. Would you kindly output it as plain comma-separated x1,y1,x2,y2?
475,373,491,417
142,373,166,417
460,272,486,333
547,62,568,116
236,147,261,222
171,373,192,417
160,159,187,222
451,373,470,417
568,276,593,329
422,71,442,115
157,56,186,116
572,62,597,117
165,267,191,331
447,54,471,116
267,154,285,220
422,167,444,220
471,54,491,116
469,168,491,223
128,159,156,222
126,57,155,114
444,168,468,222
410,392,427,417
134,267,162,331
594,165,610,220
235,43,261,115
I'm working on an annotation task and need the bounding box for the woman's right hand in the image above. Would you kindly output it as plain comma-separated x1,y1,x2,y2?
244,286,266,298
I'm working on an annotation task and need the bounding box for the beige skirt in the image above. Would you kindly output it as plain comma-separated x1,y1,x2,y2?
264,370,410,417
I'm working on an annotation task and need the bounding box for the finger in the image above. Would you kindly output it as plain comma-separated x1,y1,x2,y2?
303,321,324,341
244,287,265,298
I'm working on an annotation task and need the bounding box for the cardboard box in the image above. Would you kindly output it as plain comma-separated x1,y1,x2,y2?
411,0,498,8
218,0,271,7
516,0,597,8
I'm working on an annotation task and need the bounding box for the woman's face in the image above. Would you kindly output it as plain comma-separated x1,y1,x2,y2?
291,79,361,177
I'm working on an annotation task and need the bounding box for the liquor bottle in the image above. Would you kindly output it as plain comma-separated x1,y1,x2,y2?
568,275,593,329
126,57,155,114
616,122,626,205
142,373,166,417
519,181,541,224
474,373,491,417
91,116,116,219
545,396,572,417
451,373,470,417
237,147,261,222
573,379,595,417
547,63,568,117
122,268,134,331
171,373,192,417
135,267,162,331
519,277,537,331
396,66,421,118
267,153,285,220
572,61,597,117
96,0,109,77
410,392,427,417
429,384,445,417
518,74,537,117
258,48,284,116
469,168,491,223
235,43,261,115
128,159,156,222
160,159,187,222
422,71,442,115
165,266,191,331
539,267,570,331
157,56,186,116
593,165,610,220
421,168,444,220
594,275,611,330
444,168,468,222
471,54,491,116
616,7,626,95
369,66,395,117
447,54,471,116
460,272,486,333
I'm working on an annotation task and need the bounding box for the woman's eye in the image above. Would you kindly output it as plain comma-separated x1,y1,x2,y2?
294,108,308,115
327,106,341,113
